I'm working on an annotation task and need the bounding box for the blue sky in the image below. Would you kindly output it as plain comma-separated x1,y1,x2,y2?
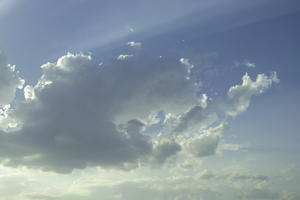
0,0,300,199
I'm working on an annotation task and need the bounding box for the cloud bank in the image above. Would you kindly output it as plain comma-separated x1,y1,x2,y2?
0,52,279,173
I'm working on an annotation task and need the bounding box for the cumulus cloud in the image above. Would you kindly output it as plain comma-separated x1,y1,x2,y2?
222,72,279,116
150,141,181,165
0,54,24,130
185,123,226,157
172,105,218,135
0,53,198,173
0,52,279,173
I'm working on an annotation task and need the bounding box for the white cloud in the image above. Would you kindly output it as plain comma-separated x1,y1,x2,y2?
199,93,208,108
220,143,240,151
23,85,36,101
243,60,256,68
0,54,24,130
127,41,142,48
23,169,280,200
117,54,133,60
0,54,24,107
180,58,194,80
222,72,279,117
184,123,226,157
234,59,256,68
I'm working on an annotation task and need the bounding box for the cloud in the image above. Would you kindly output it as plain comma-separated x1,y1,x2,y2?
221,72,279,117
185,123,225,157
242,188,280,199
127,41,142,48
24,169,278,200
0,173,32,200
0,52,279,173
0,54,24,107
243,60,256,68
197,170,269,182
150,141,181,165
180,58,194,80
117,54,133,60
0,54,24,130
170,105,218,135
234,59,256,68
0,52,197,173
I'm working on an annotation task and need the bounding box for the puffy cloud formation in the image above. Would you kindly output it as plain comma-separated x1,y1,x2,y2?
0,53,197,173
150,141,181,165
0,53,278,173
222,72,279,117
0,55,24,130
185,123,225,157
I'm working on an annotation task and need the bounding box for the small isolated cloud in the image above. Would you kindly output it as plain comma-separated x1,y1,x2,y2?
117,54,133,60
222,72,279,117
234,59,256,68
127,41,142,48
243,60,256,68
180,58,193,68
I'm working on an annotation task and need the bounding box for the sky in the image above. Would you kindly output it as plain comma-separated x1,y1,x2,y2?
0,0,300,199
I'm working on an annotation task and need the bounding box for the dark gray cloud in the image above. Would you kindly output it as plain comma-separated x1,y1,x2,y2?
150,141,181,165
172,105,218,135
0,53,197,173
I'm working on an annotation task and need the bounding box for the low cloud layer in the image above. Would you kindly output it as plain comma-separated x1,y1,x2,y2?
0,52,278,173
